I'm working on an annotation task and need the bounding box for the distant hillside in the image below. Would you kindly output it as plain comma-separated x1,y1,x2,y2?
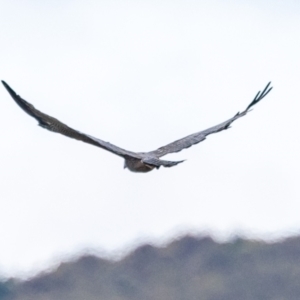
2,235,300,300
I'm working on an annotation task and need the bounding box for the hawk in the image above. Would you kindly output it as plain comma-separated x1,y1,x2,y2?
2,80,272,173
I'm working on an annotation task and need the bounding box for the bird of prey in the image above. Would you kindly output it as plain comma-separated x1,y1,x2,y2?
2,80,272,173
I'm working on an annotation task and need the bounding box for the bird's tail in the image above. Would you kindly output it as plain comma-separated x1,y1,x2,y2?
142,157,184,169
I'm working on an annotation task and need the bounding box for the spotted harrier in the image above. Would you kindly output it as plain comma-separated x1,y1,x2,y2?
2,80,272,173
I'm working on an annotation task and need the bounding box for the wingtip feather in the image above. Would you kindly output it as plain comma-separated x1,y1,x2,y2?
2,80,8,88
246,81,273,111
2,80,16,96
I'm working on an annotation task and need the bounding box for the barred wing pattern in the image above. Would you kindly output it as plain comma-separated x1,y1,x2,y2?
150,82,272,158
2,80,272,172
1,81,140,160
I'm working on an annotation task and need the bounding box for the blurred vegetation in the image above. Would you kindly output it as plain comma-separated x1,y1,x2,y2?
2,235,300,300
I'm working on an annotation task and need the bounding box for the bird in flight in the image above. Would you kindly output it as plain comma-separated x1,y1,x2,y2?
2,80,272,173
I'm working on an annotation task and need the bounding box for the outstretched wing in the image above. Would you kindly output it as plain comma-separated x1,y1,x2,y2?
2,81,140,159
149,82,272,158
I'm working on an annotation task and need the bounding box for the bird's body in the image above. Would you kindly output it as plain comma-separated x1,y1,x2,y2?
124,157,155,173
1,80,272,173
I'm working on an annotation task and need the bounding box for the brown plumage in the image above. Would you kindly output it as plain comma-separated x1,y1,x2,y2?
2,80,272,173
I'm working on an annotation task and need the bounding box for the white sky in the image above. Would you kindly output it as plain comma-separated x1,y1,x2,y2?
0,0,300,278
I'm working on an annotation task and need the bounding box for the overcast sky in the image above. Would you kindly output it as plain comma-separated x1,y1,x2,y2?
1,0,300,278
